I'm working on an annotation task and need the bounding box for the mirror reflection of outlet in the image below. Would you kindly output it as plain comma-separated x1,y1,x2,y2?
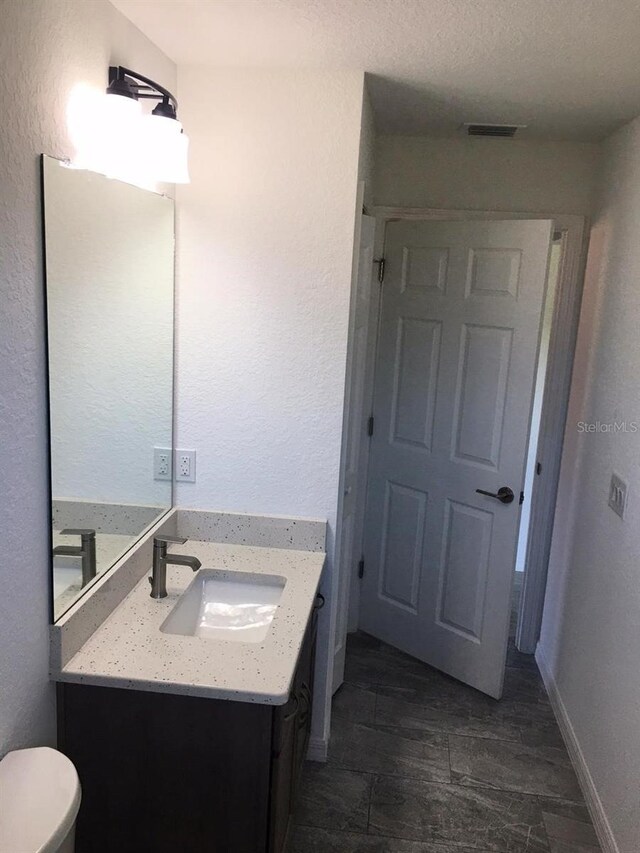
176,449,196,483
154,447,172,481
608,473,628,519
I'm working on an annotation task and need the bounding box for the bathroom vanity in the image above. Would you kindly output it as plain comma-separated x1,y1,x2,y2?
52,516,326,853
57,605,319,853
43,157,327,852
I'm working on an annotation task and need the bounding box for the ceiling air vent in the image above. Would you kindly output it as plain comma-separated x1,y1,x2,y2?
464,123,525,138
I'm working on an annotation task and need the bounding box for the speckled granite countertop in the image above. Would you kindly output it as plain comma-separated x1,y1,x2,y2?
55,538,325,705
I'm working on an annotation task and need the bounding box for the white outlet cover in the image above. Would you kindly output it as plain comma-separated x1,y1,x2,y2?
175,449,196,483
154,447,172,481
608,472,628,519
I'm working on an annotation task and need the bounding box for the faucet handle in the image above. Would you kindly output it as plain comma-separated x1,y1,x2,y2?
60,528,96,538
154,534,187,546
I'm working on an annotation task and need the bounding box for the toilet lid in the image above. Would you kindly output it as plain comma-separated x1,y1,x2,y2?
0,747,81,853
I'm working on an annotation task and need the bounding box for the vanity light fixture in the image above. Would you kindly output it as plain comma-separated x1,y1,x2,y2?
106,66,190,184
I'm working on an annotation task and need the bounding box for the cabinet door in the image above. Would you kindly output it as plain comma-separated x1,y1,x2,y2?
268,602,320,853
292,608,319,786
59,683,272,853
269,693,298,853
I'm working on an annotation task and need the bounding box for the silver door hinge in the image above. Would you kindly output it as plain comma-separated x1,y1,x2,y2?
367,415,374,437
358,557,365,579
374,257,385,283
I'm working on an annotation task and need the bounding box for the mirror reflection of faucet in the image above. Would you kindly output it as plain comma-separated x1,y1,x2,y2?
149,535,202,599
52,529,97,587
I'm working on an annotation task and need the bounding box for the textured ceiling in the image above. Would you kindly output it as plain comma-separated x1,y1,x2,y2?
112,0,640,140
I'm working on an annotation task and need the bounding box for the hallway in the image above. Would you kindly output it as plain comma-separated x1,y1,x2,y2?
290,631,601,852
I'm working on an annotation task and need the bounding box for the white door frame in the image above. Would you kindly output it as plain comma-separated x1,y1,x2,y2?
350,206,589,655
332,210,377,693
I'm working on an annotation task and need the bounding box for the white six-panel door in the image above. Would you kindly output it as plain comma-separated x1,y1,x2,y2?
360,219,552,699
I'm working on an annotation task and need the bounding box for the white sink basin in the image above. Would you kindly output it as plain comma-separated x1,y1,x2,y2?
160,570,286,643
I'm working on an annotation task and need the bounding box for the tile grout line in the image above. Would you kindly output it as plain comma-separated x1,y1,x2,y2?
372,679,379,722
325,757,451,787
534,792,557,853
440,777,587,803
365,771,374,835
294,820,497,851
321,757,589,805
360,808,506,851
365,674,376,836
358,705,560,750
449,730,571,752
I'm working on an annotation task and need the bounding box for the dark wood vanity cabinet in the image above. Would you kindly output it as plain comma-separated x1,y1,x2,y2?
269,614,316,852
57,608,318,853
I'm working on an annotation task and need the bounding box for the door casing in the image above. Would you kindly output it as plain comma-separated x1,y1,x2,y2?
332,211,376,694
344,206,588,656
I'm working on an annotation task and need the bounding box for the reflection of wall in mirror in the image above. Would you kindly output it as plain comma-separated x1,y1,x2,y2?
51,497,165,616
44,161,174,506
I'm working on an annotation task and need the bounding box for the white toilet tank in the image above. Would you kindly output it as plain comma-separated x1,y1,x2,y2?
0,747,81,853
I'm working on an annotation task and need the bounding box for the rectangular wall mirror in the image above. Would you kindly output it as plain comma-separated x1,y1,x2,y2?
42,156,175,620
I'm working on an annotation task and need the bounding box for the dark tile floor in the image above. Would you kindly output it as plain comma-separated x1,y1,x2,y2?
290,592,601,852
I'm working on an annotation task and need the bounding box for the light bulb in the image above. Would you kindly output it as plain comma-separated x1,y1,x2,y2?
68,85,142,177
68,82,190,187
99,94,143,181
142,114,190,184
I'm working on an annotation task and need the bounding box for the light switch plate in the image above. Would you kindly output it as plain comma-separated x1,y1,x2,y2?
175,449,196,483
608,473,628,519
153,447,172,481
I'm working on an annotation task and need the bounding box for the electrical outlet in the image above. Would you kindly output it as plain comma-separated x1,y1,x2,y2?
608,473,628,519
175,449,196,483
153,447,172,481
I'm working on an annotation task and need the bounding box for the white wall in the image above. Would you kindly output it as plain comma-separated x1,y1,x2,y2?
539,115,640,853
174,67,365,743
375,136,601,215
0,0,175,756
358,84,376,207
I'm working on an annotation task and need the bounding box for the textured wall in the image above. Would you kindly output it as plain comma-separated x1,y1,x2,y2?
540,115,640,852
374,136,601,215
0,0,175,756
174,67,365,742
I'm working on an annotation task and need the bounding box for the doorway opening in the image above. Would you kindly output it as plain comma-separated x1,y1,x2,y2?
512,234,563,633
332,207,587,706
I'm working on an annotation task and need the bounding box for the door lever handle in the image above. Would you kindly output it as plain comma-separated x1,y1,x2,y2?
475,486,515,504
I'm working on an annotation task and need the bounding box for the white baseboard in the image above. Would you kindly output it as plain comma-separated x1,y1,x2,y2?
535,644,619,853
307,735,328,762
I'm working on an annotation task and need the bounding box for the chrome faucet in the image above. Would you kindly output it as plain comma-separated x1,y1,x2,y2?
52,529,97,588
150,535,202,599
